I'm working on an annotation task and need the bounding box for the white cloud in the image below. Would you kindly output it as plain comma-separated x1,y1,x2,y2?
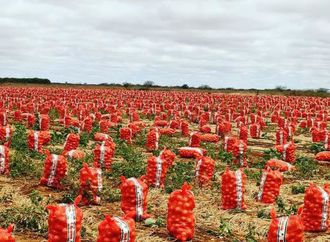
0,0,329,89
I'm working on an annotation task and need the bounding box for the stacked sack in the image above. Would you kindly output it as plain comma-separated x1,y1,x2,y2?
167,183,195,242
121,177,150,221
178,147,206,159
40,151,67,188
27,130,50,153
0,145,9,174
39,114,50,131
159,148,176,167
145,155,169,188
195,156,215,186
63,133,80,152
232,140,247,167
79,163,102,205
250,123,261,139
276,142,296,163
266,159,295,172
221,168,246,210
315,151,330,161
93,142,114,170
146,128,160,151
238,125,248,143
0,126,12,142
300,183,330,232
120,127,133,144
64,149,85,161
189,132,200,147
47,196,83,242
267,209,304,242
257,168,283,204
97,215,136,242
276,128,288,145
0,225,15,242
180,121,190,136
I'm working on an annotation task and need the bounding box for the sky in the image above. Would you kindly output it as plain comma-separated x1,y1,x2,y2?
0,0,330,89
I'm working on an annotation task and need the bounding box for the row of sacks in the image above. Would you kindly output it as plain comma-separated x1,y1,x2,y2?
0,182,328,242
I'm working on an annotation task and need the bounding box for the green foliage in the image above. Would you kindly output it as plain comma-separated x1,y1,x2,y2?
10,150,41,178
101,187,121,202
51,130,65,145
263,148,282,161
165,162,194,193
291,184,306,194
257,209,270,219
276,197,297,216
79,132,90,147
11,124,28,151
218,218,233,238
49,108,60,120
295,156,318,178
219,151,233,165
244,169,262,182
245,223,258,242
310,143,325,154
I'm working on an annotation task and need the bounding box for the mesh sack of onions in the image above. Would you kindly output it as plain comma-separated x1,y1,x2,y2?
63,133,80,152
94,132,111,142
79,163,102,205
120,127,133,144
265,159,295,172
180,121,190,136
199,133,219,143
120,177,150,221
0,126,12,143
223,136,238,153
0,145,9,175
221,168,246,210
188,132,200,147
232,140,247,167
195,156,215,186
40,152,67,188
275,142,296,163
159,127,176,136
159,148,176,167
27,130,48,153
64,149,85,160
167,183,195,242
146,128,160,151
144,155,168,188
46,196,83,242
39,114,50,131
276,128,288,145
93,142,114,170
267,209,304,242
97,215,136,242
178,147,206,159
257,168,283,204
300,183,330,232
249,123,261,138
0,225,15,242
238,125,248,143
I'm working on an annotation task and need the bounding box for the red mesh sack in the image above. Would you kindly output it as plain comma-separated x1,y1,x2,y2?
266,159,295,172
159,148,176,167
276,128,288,145
40,152,68,188
180,121,190,136
94,132,111,142
0,126,12,142
99,120,113,133
170,119,180,129
267,209,304,242
195,156,215,186
64,149,85,160
275,142,296,163
232,140,247,167
97,215,136,242
0,225,15,242
27,113,36,128
199,133,219,143
216,121,232,137
167,183,195,242
79,163,102,205
81,117,93,133
257,168,283,204
27,130,46,153
63,133,80,152
47,196,83,242
238,125,248,143
120,177,150,221
39,114,50,131
315,151,330,161
159,127,176,136
120,127,133,144
145,156,168,188
154,120,168,127
250,123,261,138
0,145,9,174
300,183,330,232
146,128,160,151
199,125,211,133
324,132,330,151
0,112,7,126
223,136,238,153
178,147,206,159
221,168,246,210
93,143,114,170
14,110,22,122
188,132,200,147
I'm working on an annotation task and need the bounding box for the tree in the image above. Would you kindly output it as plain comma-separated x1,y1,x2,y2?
143,81,154,87
181,84,189,89
198,84,212,90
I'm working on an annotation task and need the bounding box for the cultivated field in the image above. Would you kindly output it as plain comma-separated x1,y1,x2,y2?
0,86,329,241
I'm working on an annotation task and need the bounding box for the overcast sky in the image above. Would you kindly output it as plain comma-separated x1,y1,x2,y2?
0,0,329,89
